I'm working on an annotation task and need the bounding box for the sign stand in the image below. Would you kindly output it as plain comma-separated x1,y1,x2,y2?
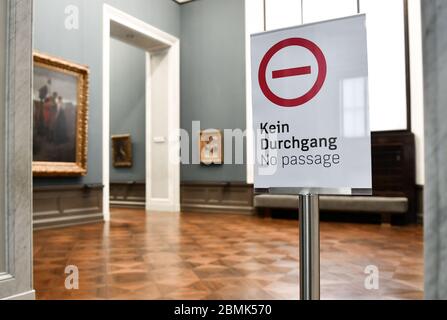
299,193,320,300
251,15,371,301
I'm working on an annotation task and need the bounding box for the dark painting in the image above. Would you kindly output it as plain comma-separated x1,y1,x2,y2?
33,66,78,163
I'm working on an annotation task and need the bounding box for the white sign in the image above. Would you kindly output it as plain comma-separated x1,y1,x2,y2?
251,15,371,193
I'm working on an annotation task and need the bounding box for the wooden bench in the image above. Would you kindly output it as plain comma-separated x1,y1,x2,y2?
254,194,408,224
254,131,417,225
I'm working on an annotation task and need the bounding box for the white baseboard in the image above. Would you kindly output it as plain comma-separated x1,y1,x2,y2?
2,290,36,300
147,200,180,212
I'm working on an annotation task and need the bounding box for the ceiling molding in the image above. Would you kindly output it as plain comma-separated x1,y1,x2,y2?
173,0,195,4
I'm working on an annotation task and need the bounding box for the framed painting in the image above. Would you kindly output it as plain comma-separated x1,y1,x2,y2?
112,134,133,168
200,129,223,165
32,52,89,176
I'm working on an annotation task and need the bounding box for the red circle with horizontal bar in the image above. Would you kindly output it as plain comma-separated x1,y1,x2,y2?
258,38,327,108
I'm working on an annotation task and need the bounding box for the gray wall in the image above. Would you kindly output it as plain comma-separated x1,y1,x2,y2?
34,0,249,185
422,0,447,300
180,0,247,182
33,0,180,186
109,39,146,182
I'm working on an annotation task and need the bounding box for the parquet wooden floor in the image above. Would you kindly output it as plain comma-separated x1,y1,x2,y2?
33,208,423,300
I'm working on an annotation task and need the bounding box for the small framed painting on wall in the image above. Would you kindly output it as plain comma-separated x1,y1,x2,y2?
112,134,133,168
200,129,223,165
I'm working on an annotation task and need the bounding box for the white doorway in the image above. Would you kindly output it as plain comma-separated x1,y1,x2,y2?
102,4,180,221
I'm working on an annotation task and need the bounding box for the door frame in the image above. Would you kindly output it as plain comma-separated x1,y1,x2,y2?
102,4,180,220
0,0,34,300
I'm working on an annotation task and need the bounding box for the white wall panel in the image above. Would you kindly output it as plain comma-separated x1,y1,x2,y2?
246,0,265,183
265,0,302,31
360,0,408,131
150,52,170,199
408,0,425,185
302,0,357,23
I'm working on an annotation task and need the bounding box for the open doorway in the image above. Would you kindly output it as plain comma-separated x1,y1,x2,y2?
102,5,180,220
108,30,147,209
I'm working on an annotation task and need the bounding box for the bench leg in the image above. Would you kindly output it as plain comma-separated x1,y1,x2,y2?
262,208,272,219
381,213,392,226
257,208,269,218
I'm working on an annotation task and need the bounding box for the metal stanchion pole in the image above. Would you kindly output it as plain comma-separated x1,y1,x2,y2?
299,193,320,300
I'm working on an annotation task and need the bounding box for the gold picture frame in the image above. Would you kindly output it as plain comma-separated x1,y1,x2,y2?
112,134,133,168
200,129,223,165
32,52,89,177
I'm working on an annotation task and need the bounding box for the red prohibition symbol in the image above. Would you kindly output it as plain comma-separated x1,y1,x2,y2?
258,38,327,108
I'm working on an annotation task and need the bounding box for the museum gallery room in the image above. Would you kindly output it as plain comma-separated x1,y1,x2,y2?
1,0,447,302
